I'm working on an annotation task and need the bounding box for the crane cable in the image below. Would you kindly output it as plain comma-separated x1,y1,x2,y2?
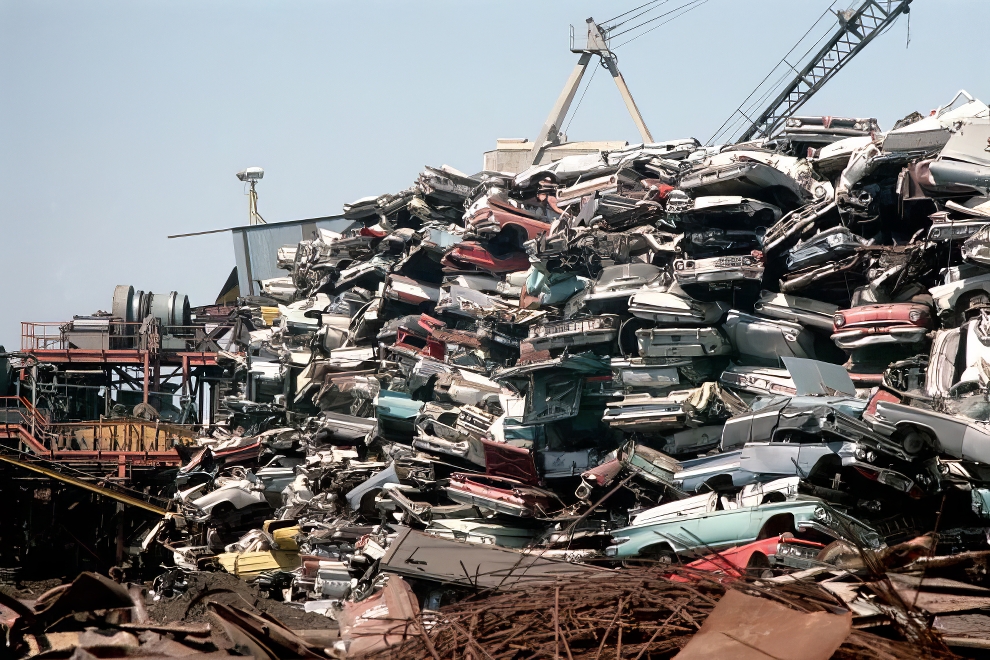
707,1,835,144
563,64,600,137
603,0,673,33
608,0,708,40
613,0,711,48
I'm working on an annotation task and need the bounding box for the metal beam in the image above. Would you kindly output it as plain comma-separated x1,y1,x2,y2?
602,56,653,144
0,451,169,515
526,52,593,168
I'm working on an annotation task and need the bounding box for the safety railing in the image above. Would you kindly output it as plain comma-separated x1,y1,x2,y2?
21,322,64,350
22,321,233,352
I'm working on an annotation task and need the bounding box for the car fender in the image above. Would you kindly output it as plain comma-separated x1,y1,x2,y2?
192,484,267,513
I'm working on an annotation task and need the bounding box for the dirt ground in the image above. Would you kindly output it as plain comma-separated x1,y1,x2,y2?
143,570,337,630
0,578,65,599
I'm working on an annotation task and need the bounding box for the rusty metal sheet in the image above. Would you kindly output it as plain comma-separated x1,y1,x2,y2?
673,589,851,660
379,527,608,589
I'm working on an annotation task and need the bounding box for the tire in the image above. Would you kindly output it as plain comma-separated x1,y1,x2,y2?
621,543,676,568
745,552,773,578
895,425,932,457
757,514,795,540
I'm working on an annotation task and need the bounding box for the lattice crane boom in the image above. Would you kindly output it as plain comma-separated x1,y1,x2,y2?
735,0,912,144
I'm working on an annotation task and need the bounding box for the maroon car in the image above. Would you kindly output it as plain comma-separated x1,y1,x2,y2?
445,473,561,518
441,241,531,274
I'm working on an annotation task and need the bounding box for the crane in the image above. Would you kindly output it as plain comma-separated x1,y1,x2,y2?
525,18,654,169
711,0,912,145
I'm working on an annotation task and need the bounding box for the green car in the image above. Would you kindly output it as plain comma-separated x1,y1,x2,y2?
605,492,881,560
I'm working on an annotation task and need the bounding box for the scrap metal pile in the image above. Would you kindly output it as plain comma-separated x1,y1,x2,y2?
11,89,990,658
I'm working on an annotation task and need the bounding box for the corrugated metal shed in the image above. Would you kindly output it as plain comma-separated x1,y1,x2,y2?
230,216,359,295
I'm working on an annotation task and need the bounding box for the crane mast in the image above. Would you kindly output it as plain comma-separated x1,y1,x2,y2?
526,18,653,168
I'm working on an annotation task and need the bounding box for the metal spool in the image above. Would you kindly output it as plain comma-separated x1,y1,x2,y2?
147,291,192,327
174,294,191,326
111,285,134,321
131,290,150,324
111,285,135,335
150,293,171,327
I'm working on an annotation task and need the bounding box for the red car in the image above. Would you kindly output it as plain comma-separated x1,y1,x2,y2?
671,534,825,582
394,314,447,360
467,193,555,245
831,303,932,350
441,241,531,274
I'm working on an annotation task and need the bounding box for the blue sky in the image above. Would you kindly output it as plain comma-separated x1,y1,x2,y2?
1,0,987,348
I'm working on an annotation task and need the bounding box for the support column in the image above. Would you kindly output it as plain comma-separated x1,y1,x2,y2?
603,56,654,144
142,352,149,404
197,374,205,425
526,52,593,168
181,355,190,396
31,364,37,439
115,503,125,565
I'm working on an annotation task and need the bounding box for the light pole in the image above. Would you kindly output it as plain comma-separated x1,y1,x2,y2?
236,167,266,225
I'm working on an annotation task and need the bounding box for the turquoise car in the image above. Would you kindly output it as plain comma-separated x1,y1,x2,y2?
605,495,881,560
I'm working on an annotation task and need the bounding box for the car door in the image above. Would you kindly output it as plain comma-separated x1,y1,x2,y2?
688,504,752,551
796,442,838,478
740,440,800,477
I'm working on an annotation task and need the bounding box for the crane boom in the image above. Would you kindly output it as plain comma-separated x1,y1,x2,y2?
735,0,911,144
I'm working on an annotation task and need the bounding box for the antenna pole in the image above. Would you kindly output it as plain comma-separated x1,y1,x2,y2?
248,181,265,226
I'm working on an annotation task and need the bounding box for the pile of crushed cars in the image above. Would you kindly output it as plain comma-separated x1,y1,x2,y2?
140,90,990,656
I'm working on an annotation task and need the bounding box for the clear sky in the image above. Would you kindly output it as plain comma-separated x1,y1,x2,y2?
1,0,987,349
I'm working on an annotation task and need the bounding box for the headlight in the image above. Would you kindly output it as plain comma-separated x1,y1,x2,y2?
908,309,923,323
685,261,695,269
742,257,753,266
931,228,943,238
853,121,864,130
591,318,602,329
675,261,684,270
879,472,911,491
833,313,846,328
786,118,801,128
855,447,866,460
867,451,876,463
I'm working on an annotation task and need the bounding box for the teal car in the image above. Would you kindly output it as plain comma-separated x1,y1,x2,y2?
605,495,881,560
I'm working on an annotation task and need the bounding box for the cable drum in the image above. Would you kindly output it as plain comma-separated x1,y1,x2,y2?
112,286,190,330
131,290,150,324
111,285,135,337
